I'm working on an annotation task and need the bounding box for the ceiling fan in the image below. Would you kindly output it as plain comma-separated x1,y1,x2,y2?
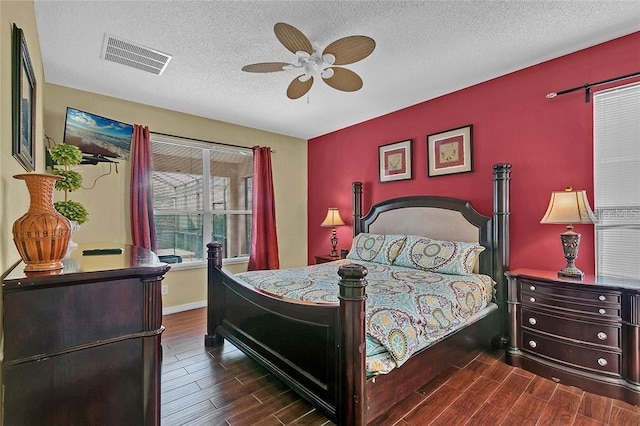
242,23,376,99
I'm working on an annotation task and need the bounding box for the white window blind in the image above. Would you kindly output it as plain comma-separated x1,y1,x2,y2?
593,83,640,279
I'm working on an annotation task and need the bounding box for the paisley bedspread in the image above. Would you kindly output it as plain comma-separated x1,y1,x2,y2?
235,259,494,375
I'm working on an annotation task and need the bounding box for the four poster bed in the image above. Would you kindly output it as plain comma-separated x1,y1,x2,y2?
206,163,511,424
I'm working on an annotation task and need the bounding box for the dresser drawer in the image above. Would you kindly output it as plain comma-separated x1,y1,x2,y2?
520,279,621,305
521,291,621,318
522,330,621,376
521,308,621,348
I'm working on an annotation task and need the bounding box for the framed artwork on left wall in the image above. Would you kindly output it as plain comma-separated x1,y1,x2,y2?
12,24,36,172
379,139,413,182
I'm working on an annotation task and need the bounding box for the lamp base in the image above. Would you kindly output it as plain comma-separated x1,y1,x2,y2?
558,267,584,279
330,228,338,258
558,229,583,280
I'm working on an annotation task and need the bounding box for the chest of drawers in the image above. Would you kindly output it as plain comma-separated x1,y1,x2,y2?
2,244,170,425
506,269,640,405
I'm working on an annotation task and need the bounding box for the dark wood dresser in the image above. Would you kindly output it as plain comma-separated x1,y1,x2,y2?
2,243,170,425
505,268,640,405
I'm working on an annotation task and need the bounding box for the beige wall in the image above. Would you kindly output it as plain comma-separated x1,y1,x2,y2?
0,1,46,421
43,84,309,311
1,0,46,274
159,262,247,311
1,2,307,417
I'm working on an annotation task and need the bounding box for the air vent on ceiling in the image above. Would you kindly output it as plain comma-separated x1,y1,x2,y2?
101,34,172,76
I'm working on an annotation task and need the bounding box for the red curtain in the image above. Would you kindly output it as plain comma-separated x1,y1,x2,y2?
248,146,279,271
130,124,157,251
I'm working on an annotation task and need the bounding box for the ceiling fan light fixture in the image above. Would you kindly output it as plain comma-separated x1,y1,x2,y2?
322,53,335,65
321,68,334,79
242,22,375,99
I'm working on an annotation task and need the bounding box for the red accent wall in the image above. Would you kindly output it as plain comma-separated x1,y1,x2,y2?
308,32,640,273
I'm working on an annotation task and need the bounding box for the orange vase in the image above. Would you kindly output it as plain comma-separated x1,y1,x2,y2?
12,173,71,272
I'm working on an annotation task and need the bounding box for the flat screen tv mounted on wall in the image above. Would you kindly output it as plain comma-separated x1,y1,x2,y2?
63,107,133,161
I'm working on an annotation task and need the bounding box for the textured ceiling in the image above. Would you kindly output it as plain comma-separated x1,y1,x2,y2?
34,1,640,140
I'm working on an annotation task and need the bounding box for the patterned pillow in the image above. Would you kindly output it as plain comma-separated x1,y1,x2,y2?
346,233,407,265
392,235,485,275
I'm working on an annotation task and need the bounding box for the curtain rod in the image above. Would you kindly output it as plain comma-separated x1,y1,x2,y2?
546,71,640,102
150,131,274,153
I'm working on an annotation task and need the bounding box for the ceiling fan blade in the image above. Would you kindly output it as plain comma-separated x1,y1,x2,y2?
274,22,313,55
241,62,290,73
322,67,363,92
323,36,375,65
287,75,314,99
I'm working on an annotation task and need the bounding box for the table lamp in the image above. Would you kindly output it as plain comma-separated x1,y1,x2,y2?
321,208,345,257
540,187,597,279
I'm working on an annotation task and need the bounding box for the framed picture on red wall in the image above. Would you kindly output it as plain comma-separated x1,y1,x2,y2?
379,139,412,182
427,125,473,177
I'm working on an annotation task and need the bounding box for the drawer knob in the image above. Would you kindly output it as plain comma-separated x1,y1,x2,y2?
597,332,608,340
529,297,536,303
599,308,606,315
528,317,537,325
598,358,608,367
529,340,537,348
598,295,606,301
530,285,536,291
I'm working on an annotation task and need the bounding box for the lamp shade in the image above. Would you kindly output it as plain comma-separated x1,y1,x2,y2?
321,208,345,227
540,188,597,225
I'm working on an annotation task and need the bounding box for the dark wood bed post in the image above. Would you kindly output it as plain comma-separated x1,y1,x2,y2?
337,263,368,426
353,181,363,237
492,163,511,347
205,242,224,346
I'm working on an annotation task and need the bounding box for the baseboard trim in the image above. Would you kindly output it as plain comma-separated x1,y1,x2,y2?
162,300,207,316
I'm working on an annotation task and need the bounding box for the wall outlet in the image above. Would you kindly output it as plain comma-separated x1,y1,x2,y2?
161,285,168,295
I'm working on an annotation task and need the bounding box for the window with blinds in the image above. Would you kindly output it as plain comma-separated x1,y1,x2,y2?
151,135,253,264
593,83,640,279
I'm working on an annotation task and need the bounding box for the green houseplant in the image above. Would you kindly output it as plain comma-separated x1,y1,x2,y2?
50,144,89,225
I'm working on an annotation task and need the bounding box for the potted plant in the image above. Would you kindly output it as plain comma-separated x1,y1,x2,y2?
50,144,89,227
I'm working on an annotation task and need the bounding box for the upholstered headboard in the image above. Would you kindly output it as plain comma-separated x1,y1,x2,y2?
366,205,482,243
351,163,511,289
355,194,490,273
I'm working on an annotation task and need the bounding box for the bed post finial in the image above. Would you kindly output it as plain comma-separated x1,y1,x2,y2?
338,263,367,426
353,182,363,237
493,163,511,348
207,242,224,269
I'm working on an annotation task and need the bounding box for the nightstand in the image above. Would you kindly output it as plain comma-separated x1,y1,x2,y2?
505,268,640,405
314,254,342,264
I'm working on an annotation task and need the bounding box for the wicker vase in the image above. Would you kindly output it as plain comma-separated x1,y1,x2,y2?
12,173,71,272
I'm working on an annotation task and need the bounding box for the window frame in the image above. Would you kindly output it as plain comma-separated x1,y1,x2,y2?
151,135,252,267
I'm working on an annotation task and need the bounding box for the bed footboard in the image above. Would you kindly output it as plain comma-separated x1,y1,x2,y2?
206,243,368,423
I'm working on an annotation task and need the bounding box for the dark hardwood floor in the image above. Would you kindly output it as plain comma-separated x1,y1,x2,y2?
161,308,640,425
